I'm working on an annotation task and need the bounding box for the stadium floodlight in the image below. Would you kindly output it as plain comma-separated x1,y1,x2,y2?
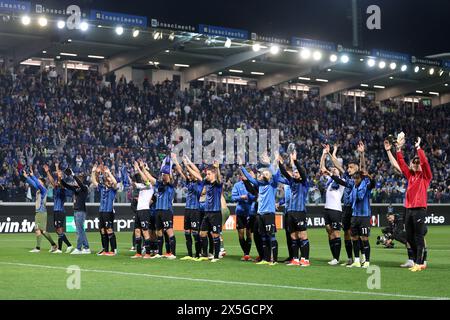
115,26,124,36
429,92,439,96
60,52,77,57
445,83,448,87
429,68,435,75
389,62,397,70
329,54,338,62
153,31,162,40
229,69,243,73
224,38,232,48
340,55,349,63
378,61,386,69
132,29,139,37
316,78,328,82
270,45,280,55
251,71,264,75
252,43,261,52
298,77,311,81
374,85,385,89
439,69,444,77
414,66,420,73
57,20,65,29
38,17,47,27
313,51,322,61
367,59,376,67
401,65,407,72
175,63,190,67
300,48,311,60
79,21,88,31
168,32,175,41
21,15,31,25
88,55,105,59
360,84,369,87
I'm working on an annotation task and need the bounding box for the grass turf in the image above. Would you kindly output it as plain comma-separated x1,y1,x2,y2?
0,227,449,300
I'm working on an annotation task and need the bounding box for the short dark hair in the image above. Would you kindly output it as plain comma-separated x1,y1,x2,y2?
353,171,363,180
134,173,142,184
348,160,359,166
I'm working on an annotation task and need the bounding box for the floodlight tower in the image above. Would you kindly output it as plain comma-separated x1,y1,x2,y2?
351,0,362,47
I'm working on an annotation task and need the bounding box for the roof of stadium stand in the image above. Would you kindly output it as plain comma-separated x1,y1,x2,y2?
0,5,449,106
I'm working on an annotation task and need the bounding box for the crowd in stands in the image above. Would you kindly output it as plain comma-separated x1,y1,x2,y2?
0,66,449,204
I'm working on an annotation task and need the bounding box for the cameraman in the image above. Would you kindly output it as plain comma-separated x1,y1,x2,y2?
383,207,407,247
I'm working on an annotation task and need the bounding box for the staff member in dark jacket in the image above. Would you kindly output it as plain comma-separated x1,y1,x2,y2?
61,168,90,254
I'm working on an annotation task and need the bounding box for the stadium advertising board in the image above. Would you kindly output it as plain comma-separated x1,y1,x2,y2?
291,37,336,51
336,45,371,56
31,1,87,18
250,32,290,45
198,24,248,40
371,49,410,63
1,203,449,233
0,0,30,14
411,56,441,67
90,9,147,28
150,18,197,32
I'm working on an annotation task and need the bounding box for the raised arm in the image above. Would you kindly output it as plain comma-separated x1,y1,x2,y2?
241,167,258,186
415,138,432,180
320,146,328,172
357,141,366,173
24,170,38,189
183,156,201,175
330,175,351,188
395,133,411,179
278,155,293,182
61,179,77,192
213,160,221,184
384,140,401,173
242,175,258,196
171,153,187,181
103,166,118,189
73,176,88,192
292,152,307,184
91,164,99,188
43,164,57,188
134,161,149,184
328,147,345,174
138,160,156,185
184,160,203,181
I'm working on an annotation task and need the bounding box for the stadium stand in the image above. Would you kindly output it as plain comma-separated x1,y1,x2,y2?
0,66,449,203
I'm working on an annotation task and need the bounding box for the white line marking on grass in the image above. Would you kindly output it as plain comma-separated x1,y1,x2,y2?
0,261,448,300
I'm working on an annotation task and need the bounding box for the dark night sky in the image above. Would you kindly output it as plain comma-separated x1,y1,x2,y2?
78,0,450,57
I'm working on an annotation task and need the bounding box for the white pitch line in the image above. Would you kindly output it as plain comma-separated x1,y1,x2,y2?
0,261,448,300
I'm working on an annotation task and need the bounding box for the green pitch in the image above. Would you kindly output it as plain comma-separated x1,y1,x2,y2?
0,227,449,300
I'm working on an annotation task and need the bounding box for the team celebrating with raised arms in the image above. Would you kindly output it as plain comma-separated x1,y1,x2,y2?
24,132,432,272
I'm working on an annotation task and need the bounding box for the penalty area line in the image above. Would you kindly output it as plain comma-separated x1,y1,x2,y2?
0,261,448,300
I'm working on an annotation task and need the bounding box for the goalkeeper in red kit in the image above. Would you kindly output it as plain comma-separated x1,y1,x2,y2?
395,134,432,272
